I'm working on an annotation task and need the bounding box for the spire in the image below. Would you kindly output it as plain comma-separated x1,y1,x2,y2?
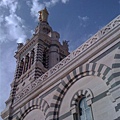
38,7,49,23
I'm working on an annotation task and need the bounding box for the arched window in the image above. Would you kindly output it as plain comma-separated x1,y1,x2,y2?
24,54,29,72
19,59,24,77
79,97,93,120
42,48,49,69
70,89,94,120
29,49,35,69
31,49,35,65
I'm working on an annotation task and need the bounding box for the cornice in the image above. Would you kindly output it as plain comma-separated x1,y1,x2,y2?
14,36,37,59
12,15,120,108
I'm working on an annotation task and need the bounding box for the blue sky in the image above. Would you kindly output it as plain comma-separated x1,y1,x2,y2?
0,0,120,119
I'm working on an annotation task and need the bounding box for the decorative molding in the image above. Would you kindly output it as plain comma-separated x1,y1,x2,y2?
49,15,120,75
14,15,120,104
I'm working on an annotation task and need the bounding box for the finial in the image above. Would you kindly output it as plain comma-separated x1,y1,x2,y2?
38,7,49,22
63,40,69,51
17,43,23,50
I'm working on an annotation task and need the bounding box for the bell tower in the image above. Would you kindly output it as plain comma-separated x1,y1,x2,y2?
14,8,69,80
1,8,69,120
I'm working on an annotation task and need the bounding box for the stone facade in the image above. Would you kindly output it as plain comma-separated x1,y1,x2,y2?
1,8,120,120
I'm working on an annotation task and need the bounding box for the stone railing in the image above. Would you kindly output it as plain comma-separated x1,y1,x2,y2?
14,15,120,103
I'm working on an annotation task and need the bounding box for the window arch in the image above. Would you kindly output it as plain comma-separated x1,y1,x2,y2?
19,59,24,77
24,54,29,72
79,97,93,120
31,49,35,65
70,89,94,120
42,48,49,69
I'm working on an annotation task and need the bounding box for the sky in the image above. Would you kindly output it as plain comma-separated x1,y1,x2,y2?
0,0,120,119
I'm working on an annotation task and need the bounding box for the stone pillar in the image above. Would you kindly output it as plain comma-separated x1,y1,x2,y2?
35,43,44,63
49,44,59,68
33,42,46,79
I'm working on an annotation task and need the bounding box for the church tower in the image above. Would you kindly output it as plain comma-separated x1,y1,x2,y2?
1,8,69,120
1,8,120,120
15,8,69,80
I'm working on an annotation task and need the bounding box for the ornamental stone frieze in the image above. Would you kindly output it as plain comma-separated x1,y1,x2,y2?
13,15,120,104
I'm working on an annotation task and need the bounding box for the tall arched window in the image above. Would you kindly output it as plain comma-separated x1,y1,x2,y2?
24,54,29,72
42,48,49,69
29,49,35,69
70,89,94,120
19,59,24,77
31,49,35,65
79,97,93,120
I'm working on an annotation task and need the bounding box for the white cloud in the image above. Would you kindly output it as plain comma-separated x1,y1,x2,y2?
30,0,45,19
78,16,89,27
29,0,59,19
78,16,89,22
44,0,69,8
26,0,31,6
5,14,22,25
30,29,34,35
0,15,4,24
44,0,60,7
0,0,27,43
9,1,18,13
5,14,27,43
0,0,14,6
61,0,69,4
119,0,120,4
27,0,70,20
0,0,18,13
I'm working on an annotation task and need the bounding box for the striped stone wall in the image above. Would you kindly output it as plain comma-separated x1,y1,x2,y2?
49,62,119,120
15,97,49,120
111,46,120,120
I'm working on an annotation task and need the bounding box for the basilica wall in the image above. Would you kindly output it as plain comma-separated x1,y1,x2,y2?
37,37,119,120
1,9,120,120
58,76,116,120
11,38,119,120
